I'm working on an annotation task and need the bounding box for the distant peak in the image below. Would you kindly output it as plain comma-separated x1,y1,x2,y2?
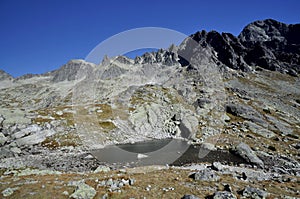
0,69,13,81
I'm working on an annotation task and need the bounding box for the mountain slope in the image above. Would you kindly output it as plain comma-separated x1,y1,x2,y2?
0,19,299,187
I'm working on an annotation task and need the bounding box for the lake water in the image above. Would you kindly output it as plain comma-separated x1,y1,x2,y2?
91,139,246,167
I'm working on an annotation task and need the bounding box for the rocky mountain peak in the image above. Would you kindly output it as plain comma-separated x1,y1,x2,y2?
0,70,13,81
52,59,96,82
134,48,179,66
238,19,289,43
180,19,300,75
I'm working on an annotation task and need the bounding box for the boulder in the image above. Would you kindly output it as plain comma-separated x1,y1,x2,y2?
0,133,8,146
181,195,200,199
190,169,220,181
213,191,237,199
70,182,96,199
16,129,56,146
233,142,264,168
241,186,268,199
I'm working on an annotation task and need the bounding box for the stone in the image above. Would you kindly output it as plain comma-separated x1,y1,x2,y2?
190,169,220,181
0,70,13,81
181,195,200,199
69,182,96,199
244,121,276,138
213,191,237,199
129,178,135,186
0,115,5,128
62,191,69,196
10,146,21,154
2,187,15,197
16,129,56,146
211,162,224,171
93,165,110,173
234,142,264,168
242,186,268,199
12,124,42,139
0,132,8,146
201,142,217,151
137,153,148,159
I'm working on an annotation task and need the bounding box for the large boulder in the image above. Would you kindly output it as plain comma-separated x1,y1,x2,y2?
233,142,264,168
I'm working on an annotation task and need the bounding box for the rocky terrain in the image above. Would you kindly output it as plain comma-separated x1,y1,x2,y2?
0,19,299,198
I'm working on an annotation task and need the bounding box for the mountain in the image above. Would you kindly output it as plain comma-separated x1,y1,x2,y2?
0,19,299,198
0,69,13,81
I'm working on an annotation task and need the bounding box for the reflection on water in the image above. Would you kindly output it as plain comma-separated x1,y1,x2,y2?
91,139,246,167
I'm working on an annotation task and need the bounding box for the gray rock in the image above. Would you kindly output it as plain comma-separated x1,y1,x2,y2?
0,132,8,146
0,115,5,128
181,195,200,199
10,146,21,154
213,191,237,199
129,178,135,186
101,64,128,79
16,129,56,146
243,121,276,138
52,60,94,82
190,169,220,181
234,142,264,168
2,187,15,197
12,124,42,139
93,165,110,173
0,70,13,81
242,186,268,199
211,162,224,171
0,146,14,158
69,182,96,199
201,142,217,151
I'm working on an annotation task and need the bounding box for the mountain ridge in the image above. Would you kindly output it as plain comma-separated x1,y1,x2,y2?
1,19,299,80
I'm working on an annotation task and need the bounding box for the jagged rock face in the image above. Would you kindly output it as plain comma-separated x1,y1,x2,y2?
0,70,13,81
52,60,96,82
182,19,300,75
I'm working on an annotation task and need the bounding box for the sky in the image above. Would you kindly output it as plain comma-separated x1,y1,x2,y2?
0,0,299,77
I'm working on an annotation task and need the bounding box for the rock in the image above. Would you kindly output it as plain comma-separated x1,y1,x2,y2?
0,70,13,81
70,182,96,199
0,115,5,128
213,191,237,199
2,187,15,197
211,162,224,171
16,129,56,146
241,186,268,199
243,121,276,138
180,115,199,138
181,195,200,199
52,59,95,82
190,169,220,181
0,146,14,158
201,142,217,151
93,165,110,173
101,64,128,79
84,154,94,159
137,153,148,159
226,104,264,124
0,132,8,146
62,191,69,196
12,124,42,139
10,146,21,154
129,178,135,186
233,142,264,168
56,111,63,116
239,19,300,75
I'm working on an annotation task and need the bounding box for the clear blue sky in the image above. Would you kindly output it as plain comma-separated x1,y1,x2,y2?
0,0,299,77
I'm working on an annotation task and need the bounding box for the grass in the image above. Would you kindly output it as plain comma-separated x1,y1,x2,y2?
41,132,82,149
0,166,299,198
